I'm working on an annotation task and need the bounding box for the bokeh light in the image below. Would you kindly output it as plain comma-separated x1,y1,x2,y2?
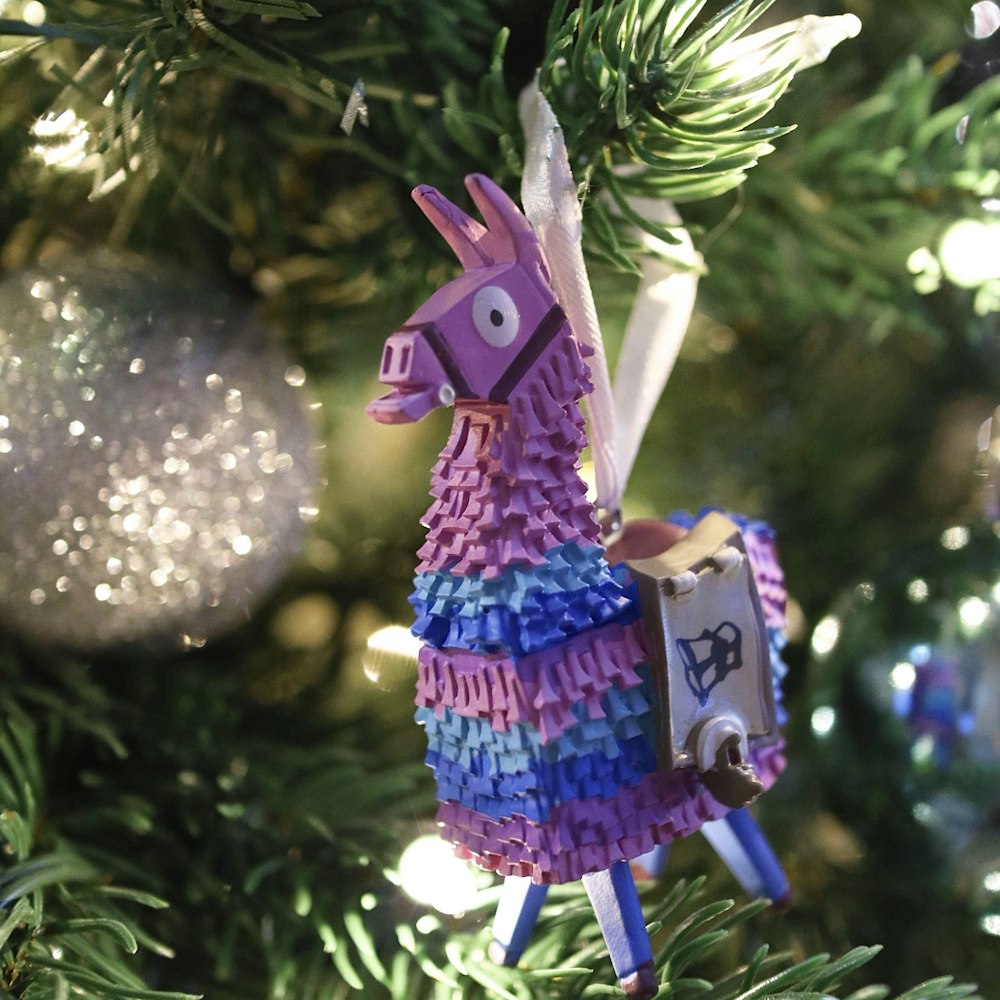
398,835,480,916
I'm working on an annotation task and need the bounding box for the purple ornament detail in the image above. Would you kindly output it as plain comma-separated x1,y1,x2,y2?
742,526,786,631
415,374,599,578
368,175,788,993
439,744,786,884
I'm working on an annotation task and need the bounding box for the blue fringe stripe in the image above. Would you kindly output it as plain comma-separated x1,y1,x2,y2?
411,582,635,655
413,541,618,612
425,734,656,822
411,541,636,656
416,679,655,773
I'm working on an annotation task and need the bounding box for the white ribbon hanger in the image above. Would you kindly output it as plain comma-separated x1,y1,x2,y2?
516,10,862,525
518,79,701,528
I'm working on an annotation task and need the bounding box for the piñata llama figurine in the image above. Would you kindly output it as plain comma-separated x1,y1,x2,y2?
367,174,785,998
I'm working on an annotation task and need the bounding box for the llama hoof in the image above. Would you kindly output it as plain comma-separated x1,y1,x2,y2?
488,939,518,967
620,961,659,998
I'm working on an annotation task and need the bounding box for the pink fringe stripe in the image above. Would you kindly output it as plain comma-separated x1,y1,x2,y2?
415,621,647,744
438,744,786,884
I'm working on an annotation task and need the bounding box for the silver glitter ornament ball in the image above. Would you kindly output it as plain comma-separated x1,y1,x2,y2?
0,253,319,653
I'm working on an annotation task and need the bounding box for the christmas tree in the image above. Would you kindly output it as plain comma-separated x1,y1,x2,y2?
0,1,998,998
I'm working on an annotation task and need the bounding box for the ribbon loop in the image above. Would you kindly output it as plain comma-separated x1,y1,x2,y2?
519,80,701,519
518,81,621,513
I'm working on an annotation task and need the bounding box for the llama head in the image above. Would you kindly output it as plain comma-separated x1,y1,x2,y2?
367,174,563,425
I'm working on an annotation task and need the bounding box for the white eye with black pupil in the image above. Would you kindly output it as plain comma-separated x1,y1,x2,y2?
472,285,519,347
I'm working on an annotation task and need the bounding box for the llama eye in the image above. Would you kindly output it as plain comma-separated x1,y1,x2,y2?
472,286,519,347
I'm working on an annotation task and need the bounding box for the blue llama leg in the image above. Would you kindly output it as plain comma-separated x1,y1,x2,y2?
582,861,658,998
489,876,550,966
700,808,790,905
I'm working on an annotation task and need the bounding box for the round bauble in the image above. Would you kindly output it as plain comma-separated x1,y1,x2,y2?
0,253,318,653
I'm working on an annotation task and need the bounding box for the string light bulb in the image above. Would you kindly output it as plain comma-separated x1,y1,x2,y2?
704,13,862,82
890,661,917,692
783,14,863,70
363,624,420,690
397,835,480,916
811,705,837,737
30,110,92,171
971,1,1000,38
958,596,990,634
811,615,841,657
938,219,1000,288
22,1,45,26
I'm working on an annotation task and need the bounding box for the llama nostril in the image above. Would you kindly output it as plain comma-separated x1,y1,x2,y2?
400,344,412,374
382,344,394,376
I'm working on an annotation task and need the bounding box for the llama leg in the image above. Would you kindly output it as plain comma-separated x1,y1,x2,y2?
581,861,658,999
489,876,550,966
700,808,791,906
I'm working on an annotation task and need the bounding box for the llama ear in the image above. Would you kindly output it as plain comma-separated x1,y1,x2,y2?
412,185,492,269
464,174,543,266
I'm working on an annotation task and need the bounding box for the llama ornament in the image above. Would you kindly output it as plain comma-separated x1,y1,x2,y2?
367,174,785,998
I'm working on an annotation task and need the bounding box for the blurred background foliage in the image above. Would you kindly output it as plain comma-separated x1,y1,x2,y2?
0,1,999,998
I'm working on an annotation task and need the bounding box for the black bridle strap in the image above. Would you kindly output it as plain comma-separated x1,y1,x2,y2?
399,302,566,404
419,324,474,399
489,303,566,403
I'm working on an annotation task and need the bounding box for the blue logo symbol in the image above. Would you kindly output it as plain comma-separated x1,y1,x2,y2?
677,621,743,706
